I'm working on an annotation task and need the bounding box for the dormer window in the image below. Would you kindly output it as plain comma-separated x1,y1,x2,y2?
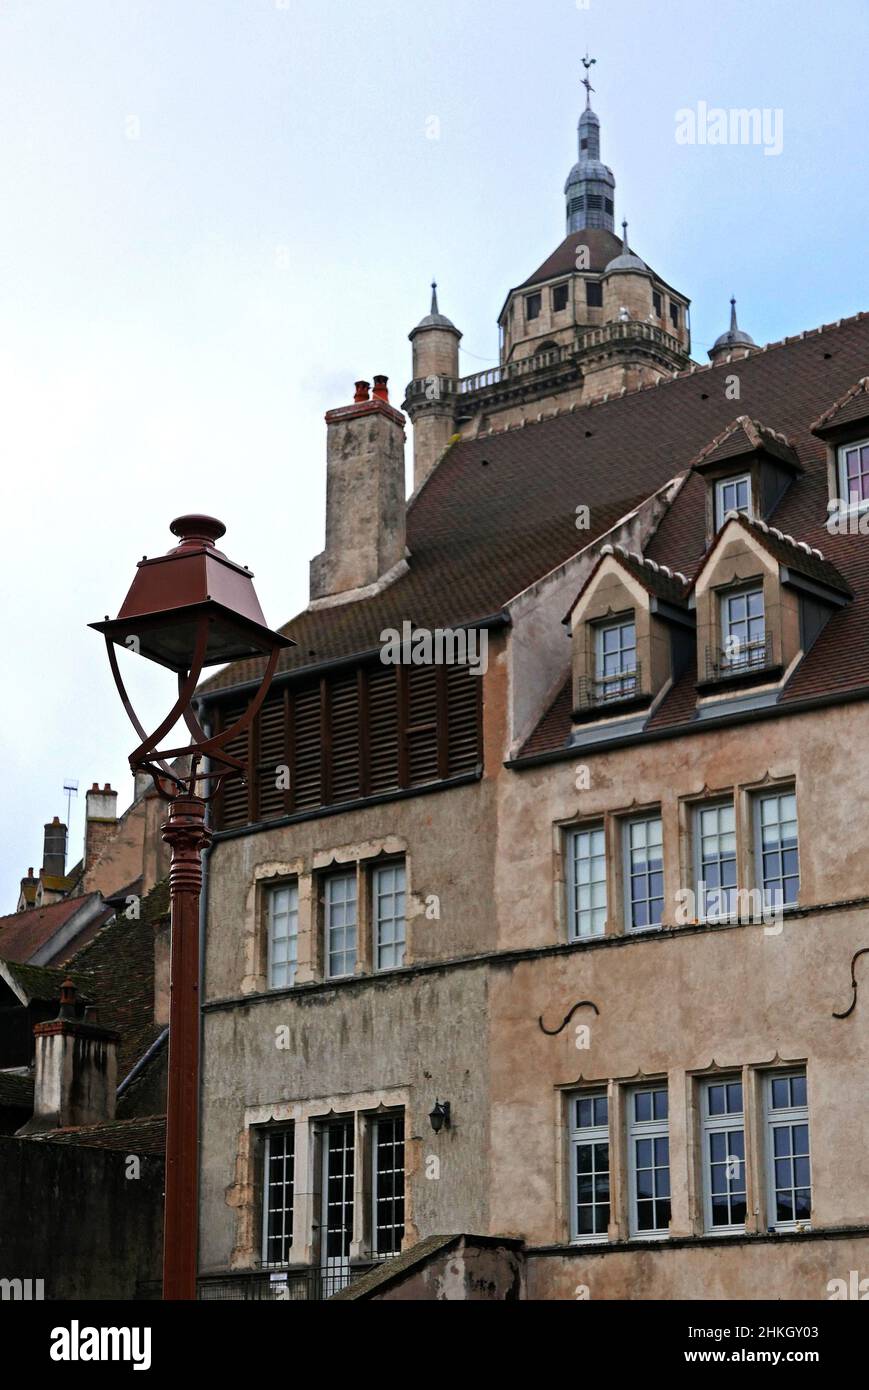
714,475,752,530
838,439,869,509
595,617,638,701
720,586,766,671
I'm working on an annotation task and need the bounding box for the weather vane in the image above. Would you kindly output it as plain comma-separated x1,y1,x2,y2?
581,52,596,107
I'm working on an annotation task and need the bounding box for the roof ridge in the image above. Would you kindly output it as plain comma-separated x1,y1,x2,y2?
810,375,869,433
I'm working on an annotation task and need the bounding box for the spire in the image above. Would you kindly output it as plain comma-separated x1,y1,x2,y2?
708,295,757,362
409,282,462,342
621,220,629,252
730,296,738,333
565,58,615,234
431,280,439,315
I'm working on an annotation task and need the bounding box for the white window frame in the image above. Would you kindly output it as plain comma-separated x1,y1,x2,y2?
566,824,607,939
764,1071,811,1232
714,474,752,529
325,871,358,979
720,585,765,670
261,1126,295,1267
753,788,800,911
700,1077,747,1234
372,861,406,971
372,1112,406,1257
837,438,869,513
623,814,664,933
595,617,638,701
568,1092,610,1244
266,881,299,989
627,1085,671,1239
692,800,737,922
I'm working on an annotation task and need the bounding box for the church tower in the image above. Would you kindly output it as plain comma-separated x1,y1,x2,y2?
404,60,696,480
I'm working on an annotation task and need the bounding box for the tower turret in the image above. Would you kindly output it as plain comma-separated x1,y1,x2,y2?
404,283,462,489
708,297,757,364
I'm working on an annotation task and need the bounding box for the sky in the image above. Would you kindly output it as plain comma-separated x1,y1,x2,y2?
1,0,867,905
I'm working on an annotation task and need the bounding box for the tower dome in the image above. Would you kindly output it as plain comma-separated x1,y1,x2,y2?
709,298,756,363
604,221,650,277
409,282,462,341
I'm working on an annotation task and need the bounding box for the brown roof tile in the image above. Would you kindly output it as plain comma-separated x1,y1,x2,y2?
0,894,110,965
26,1114,165,1154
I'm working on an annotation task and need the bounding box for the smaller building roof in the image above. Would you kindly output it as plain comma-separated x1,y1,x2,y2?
0,1070,34,1110
24,1114,166,1154
689,416,802,474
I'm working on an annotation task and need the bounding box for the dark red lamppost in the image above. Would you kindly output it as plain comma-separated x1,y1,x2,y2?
91,515,292,1300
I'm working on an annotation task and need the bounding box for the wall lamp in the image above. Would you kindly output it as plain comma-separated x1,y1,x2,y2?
429,1099,451,1134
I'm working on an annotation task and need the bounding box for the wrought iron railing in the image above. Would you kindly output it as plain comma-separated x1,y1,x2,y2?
575,664,643,713
198,1263,376,1301
704,632,775,683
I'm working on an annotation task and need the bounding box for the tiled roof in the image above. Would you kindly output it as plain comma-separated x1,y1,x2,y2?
67,878,169,1079
201,312,869,759
26,1114,165,1154
719,514,852,597
512,228,683,298
0,894,110,965
0,959,91,1005
811,377,869,436
0,1070,34,1109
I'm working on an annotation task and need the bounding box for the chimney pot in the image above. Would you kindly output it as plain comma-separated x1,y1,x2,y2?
372,375,389,401
354,380,371,403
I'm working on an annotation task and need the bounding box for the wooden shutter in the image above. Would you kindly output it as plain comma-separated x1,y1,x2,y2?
446,664,482,776
405,665,439,785
292,683,322,810
256,691,288,822
328,674,361,804
215,701,251,829
367,666,399,794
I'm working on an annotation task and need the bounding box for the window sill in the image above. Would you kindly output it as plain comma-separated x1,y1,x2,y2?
572,691,652,725
696,664,783,697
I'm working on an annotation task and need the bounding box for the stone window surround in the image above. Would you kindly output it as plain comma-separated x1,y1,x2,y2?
556,1062,809,1246
822,425,869,521
552,774,799,940
238,1086,411,1270
694,529,792,688
241,838,412,996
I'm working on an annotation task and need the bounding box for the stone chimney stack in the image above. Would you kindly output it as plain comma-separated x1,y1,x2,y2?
309,377,407,602
17,868,38,911
42,816,67,880
20,980,119,1134
84,782,118,868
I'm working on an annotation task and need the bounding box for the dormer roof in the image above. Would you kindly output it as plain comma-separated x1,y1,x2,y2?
811,378,869,438
689,417,802,475
690,511,852,601
563,543,690,625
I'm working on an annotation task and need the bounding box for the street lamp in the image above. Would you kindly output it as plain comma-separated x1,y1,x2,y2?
91,514,293,1300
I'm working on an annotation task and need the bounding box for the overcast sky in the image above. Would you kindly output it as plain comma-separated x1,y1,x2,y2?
1,0,867,905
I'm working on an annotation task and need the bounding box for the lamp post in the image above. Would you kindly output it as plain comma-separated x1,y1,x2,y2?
91,514,293,1300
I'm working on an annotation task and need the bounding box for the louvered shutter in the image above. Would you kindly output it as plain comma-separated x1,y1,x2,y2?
292,683,322,810
445,664,482,776
406,665,439,785
216,701,251,829
329,674,361,804
367,666,398,793
256,692,288,821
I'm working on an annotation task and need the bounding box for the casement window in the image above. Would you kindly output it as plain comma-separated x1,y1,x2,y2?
627,1086,671,1237
267,881,299,989
693,801,737,921
701,1078,747,1233
325,872,357,978
720,586,765,669
714,474,752,529
754,790,799,909
652,289,663,316
669,301,680,327
838,438,869,508
624,815,664,932
552,283,569,313
262,1127,295,1266
373,1114,405,1256
526,292,542,321
567,824,607,939
321,1118,355,1291
569,1093,610,1241
373,861,406,970
765,1071,811,1231
595,617,638,701
586,280,603,308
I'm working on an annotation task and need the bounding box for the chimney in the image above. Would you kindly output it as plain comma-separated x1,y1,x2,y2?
84,782,118,867
42,816,67,880
309,376,407,601
20,981,119,1134
17,868,38,911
